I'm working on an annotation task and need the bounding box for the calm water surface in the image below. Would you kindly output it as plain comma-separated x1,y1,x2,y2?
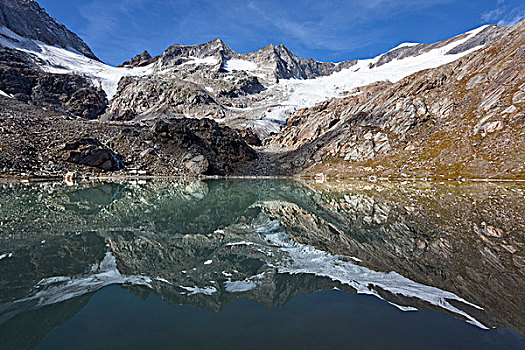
0,179,523,349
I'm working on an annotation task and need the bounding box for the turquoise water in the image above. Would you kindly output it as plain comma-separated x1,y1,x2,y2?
0,180,524,349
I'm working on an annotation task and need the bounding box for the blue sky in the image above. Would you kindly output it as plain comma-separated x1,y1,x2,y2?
39,0,525,66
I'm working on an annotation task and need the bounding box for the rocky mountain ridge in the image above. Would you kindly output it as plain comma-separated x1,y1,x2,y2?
0,0,522,179
0,0,97,60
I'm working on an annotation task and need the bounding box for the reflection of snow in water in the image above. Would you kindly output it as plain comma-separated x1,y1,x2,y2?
179,285,217,296
1,212,487,329
0,253,13,260
20,253,151,307
252,216,487,329
224,273,265,293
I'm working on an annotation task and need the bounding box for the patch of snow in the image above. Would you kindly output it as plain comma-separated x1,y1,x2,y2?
225,241,256,247
11,252,151,307
224,58,258,72
204,259,213,265
389,303,418,312
205,86,214,93
0,90,13,98
0,253,13,260
224,280,257,293
179,285,217,296
37,276,70,285
180,56,219,67
389,42,420,51
224,272,265,293
155,277,172,284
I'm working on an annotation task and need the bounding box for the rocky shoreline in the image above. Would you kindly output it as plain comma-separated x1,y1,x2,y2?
0,112,259,179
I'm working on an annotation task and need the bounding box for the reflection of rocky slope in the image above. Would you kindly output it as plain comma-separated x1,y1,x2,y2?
273,20,525,179
0,180,523,337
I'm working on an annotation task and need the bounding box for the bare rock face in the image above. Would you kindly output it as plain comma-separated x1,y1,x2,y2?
243,43,357,81
107,76,225,121
273,20,525,179
0,0,98,60
118,50,155,68
236,127,262,146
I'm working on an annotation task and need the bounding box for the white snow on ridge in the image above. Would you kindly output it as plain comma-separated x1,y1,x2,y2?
224,58,258,72
261,25,491,126
0,26,153,100
0,90,13,98
389,42,420,51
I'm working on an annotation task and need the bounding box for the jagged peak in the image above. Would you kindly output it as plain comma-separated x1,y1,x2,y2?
0,0,98,60
118,49,154,68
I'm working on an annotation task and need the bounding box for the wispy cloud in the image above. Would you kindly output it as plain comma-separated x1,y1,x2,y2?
243,0,456,53
71,0,498,65
481,1,525,26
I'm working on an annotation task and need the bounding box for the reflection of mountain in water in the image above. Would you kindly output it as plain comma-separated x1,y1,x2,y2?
0,179,523,346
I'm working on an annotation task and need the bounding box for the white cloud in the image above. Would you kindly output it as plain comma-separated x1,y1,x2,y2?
481,3,525,27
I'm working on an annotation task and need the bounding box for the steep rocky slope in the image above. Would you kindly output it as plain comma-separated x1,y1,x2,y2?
0,47,107,119
273,20,525,179
0,0,97,60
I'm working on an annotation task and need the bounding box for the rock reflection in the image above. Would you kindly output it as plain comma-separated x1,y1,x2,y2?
0,179,523,342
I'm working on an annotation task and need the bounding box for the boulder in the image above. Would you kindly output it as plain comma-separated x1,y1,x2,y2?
64,138,124,171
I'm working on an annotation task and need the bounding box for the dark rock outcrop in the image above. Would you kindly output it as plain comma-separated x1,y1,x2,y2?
64,138,124,171
118,50,155,68
236,127,262,146
0,113,257,177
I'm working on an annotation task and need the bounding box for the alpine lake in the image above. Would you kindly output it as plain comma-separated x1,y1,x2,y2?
0,179,524,349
